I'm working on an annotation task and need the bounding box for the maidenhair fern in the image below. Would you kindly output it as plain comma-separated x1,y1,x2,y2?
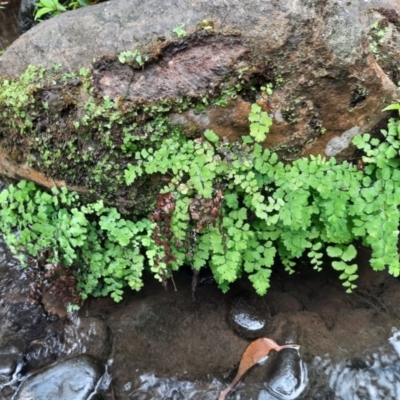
0,183,158,302
1,102,400,300
123,104,400,295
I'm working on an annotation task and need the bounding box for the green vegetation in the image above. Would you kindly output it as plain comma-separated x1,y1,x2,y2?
0,35,399,301
118,50,144,67
172,23,187,38
34,0,67,20
0,60,247,215
0,65,44,133
368,20,389,54
1,97,400,301
34,0,103,20
0,182,159,302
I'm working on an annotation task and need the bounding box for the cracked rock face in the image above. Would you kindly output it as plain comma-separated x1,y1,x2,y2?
0,0,400,197
92,35,248,101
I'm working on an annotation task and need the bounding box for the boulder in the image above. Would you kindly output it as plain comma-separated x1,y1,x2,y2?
0,0,400,211
63,317,111,363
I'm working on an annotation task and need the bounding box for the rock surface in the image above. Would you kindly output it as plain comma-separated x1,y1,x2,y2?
63,317,111,363
228,292,273,339
14,354,102,400
74,253,400,398
0,336,25,377
17,0,37,34
264,348,308,399
0,0,400,205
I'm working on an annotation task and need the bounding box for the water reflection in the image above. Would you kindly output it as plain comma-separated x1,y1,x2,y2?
127,374,234,400
112,329,400,400
311,328,400,400
264,348,308,400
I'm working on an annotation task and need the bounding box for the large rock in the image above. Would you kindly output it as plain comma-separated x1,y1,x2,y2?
63,317,111,363
0,0,400,210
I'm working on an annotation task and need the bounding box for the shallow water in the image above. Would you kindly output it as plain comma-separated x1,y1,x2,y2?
325,329,400,400
110,332,400,400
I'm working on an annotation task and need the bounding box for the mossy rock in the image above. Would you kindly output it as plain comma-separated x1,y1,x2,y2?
1,0,400,215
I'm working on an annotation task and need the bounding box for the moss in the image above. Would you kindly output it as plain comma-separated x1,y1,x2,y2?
0,31,281,216
368,16,400,86
349,85,369,108
308,117,326,135
282,104,300,124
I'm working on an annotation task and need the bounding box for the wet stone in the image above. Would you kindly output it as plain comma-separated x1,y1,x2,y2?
263,348,308,400
14,354,103,400
3,302,67,372
0,336,25,377
17,0,37,34
228,293,273,339
64,317,111,362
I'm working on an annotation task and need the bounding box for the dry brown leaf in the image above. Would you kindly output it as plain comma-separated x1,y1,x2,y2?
218,338,300,400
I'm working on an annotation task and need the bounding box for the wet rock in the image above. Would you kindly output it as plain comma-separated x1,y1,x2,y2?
64,317,111,362
305,292,350,330
263,347,308,400
103,282,247,396
41,289,68,318
382,282,400,318
0,300,67,372
6,302,46,333
0,0,21,52
17,0,37,34
0,336,25,377
14,354,103,400
228,293,273,339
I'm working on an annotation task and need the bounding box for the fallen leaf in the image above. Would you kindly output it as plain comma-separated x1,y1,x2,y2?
218,337,300,400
